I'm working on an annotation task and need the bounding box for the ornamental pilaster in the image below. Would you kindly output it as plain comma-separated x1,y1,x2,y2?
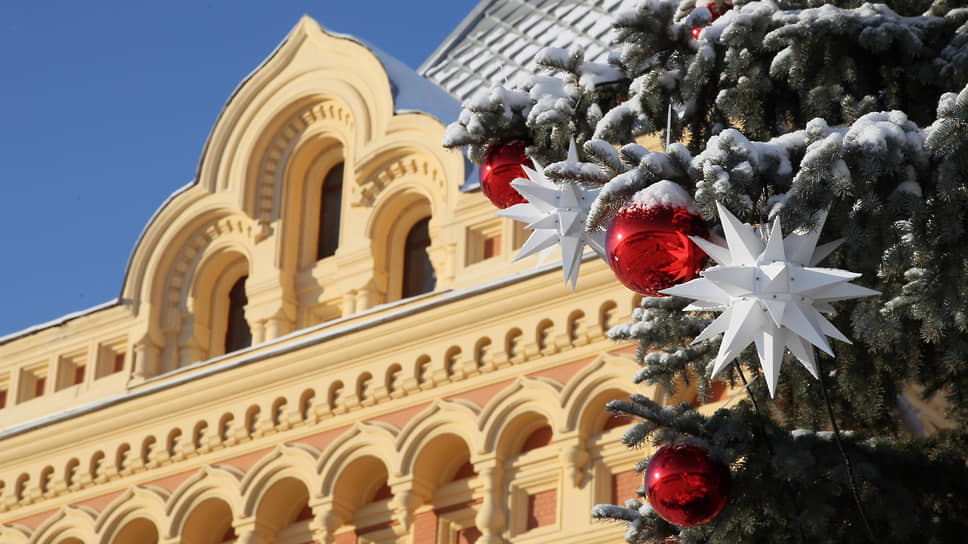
131,333,161,381
233,518,276,544
244,277,297,343
309,498,350,544
472,456,507,544
388,476,431,535
332,250,380,314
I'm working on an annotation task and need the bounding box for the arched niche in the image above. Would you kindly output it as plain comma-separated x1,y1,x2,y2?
276,133,347,274
179,497,234,544
498,412,555,464
110,518,159,544
27,506,97,544
253,477,312,537
367,188,435,303
411,433,476,502
579,388,636,448
131,209,257,378
479,377,562,457
332,455,392,512
95,486,168,544
329,454,394,538
184,248,251,364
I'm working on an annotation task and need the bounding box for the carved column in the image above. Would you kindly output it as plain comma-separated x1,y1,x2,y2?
473,457,507,544
264,308,293,340
243,275,296,343
250,320,267,346
131,334,161,381
389,476,430,536
355,284,373,313
342,290,357,316
233,518,276,544
177,313,209,367
309,498,348,544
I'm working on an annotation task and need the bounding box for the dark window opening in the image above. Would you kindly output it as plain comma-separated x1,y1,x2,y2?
34,377,46,397
225,276,252,353
113,353,126,373
402,217,436,298
483,235,501,259
73,366,85,385
317,163,344,260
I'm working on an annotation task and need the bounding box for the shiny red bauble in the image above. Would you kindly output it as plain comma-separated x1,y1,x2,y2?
605,199,708,296
479,140,533,208
691,1,732,39
645,444,731,527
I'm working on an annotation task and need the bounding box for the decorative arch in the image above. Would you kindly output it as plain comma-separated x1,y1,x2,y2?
177,217,255,362
560,352,641,438
120,14,465,316
27,506,97,544
104,518,159,544
317,422,399,498
95,486,168,544
396,399,483,477
353,148,447,209
165,465,243,539
479,377,563,456
240,443,321,518
251,99,354,230
366,187,436,303
0,525,29,544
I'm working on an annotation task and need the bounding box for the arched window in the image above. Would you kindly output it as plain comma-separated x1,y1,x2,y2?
402,217,436,298
224,276,251,353
316,163,344,260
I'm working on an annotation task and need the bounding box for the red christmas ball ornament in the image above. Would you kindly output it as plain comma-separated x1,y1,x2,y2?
479,140,533,209
605,181,708,296
691,1,732,40
645,444,731,527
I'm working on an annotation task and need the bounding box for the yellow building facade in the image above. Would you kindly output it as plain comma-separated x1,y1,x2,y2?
0,12,955,544
0,17,660,544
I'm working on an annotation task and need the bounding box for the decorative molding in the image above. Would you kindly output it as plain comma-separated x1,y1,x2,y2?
351,154,446,208
163,214,257,318
254,100,354,230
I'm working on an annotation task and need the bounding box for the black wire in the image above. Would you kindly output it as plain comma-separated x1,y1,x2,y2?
734,364,774,456
735,361,807,543
817,362,876,543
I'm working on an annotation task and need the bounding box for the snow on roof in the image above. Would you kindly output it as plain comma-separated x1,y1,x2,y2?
359,38,462,124
418,0,622,106
418,0,621,192
0,299,119,346
322,28,475,189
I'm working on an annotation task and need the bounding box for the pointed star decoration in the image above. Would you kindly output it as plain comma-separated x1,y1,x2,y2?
660,203,879,397
496,140,607,290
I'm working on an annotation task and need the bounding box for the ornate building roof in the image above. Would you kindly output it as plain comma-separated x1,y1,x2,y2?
419,0,623,105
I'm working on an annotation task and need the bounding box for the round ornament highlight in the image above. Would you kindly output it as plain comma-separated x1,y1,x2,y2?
479,140,532,209
691,1,732,39
645,444,731,527
605,182,708,296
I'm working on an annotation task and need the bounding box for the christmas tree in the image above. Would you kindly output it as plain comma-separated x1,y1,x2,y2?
444,1,968,542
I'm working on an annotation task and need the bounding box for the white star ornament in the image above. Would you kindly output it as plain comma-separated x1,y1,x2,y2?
496,140,606,290
659,203,879,397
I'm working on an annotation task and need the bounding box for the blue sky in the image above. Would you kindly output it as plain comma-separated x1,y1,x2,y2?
0,1,473,337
